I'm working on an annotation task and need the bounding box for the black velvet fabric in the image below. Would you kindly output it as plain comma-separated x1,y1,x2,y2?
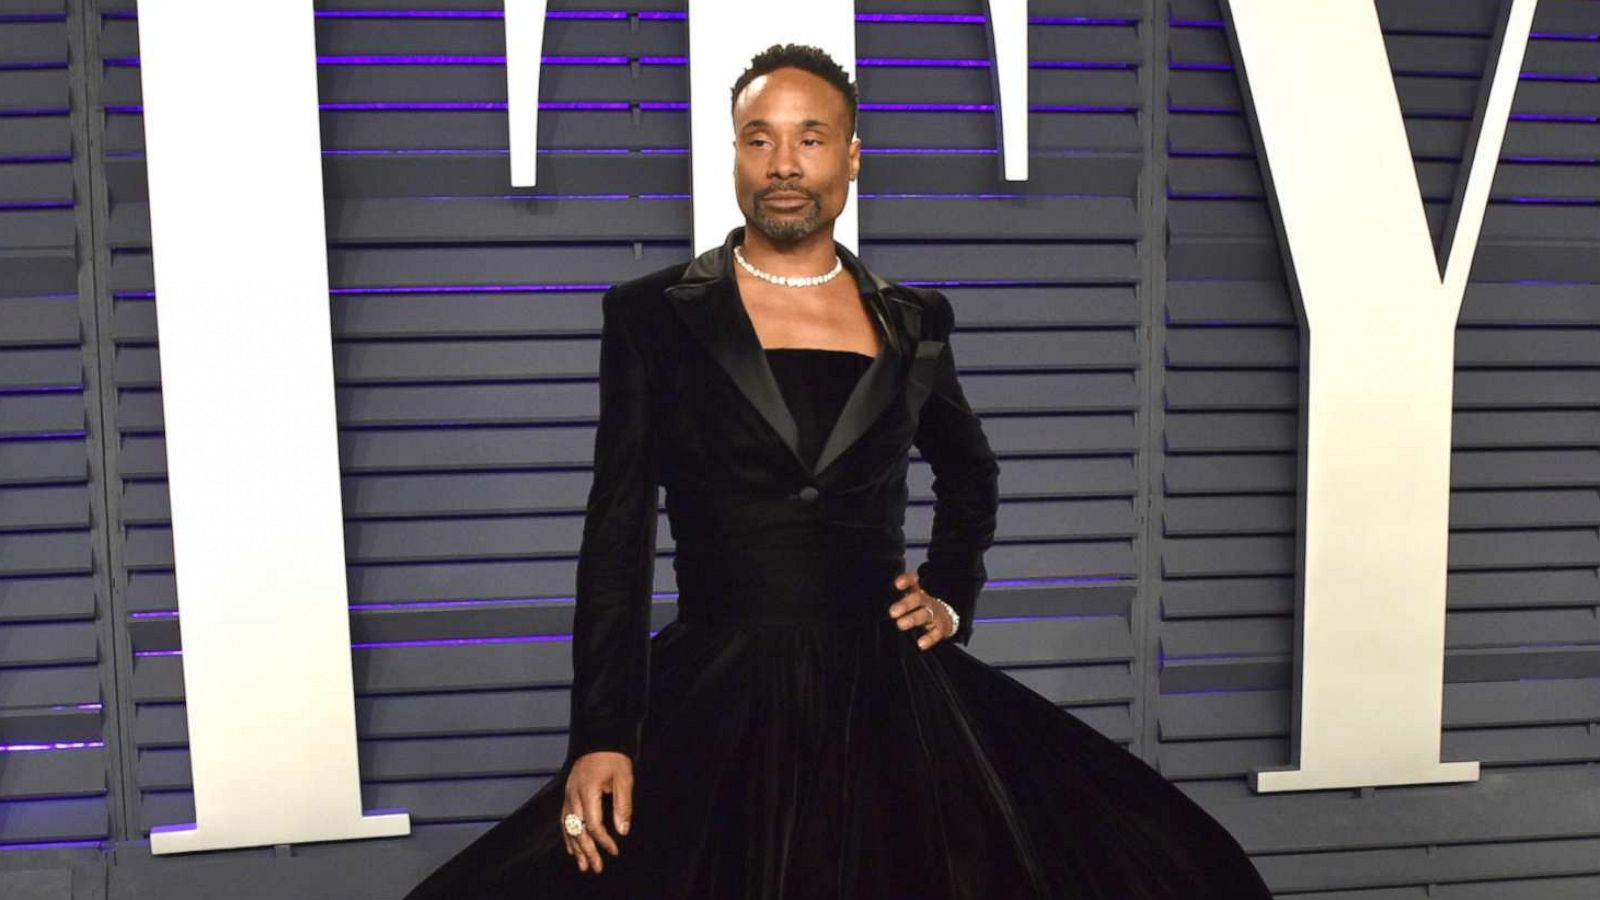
401,229,1273,899
763,347,874,470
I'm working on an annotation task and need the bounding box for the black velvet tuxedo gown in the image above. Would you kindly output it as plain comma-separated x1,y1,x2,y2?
403,349,1273,899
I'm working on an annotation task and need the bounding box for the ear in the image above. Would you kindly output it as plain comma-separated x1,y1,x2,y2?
849,137,861,181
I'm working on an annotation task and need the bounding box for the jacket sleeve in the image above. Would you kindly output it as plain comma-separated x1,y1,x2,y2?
566,287,660,766
911,290,1000,647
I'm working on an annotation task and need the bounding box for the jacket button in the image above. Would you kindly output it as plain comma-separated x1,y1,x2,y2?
795,485,819,503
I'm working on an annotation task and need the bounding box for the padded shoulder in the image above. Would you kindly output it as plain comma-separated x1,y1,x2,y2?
892,284,955,340
601,260,690,328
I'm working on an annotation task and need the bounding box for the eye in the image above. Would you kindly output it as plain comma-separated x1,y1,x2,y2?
747,138,770,147
802,139,822,146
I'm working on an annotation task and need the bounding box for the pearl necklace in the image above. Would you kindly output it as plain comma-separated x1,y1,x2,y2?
734,244,843,288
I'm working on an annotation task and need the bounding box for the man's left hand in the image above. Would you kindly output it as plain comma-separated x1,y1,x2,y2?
888,572,953,650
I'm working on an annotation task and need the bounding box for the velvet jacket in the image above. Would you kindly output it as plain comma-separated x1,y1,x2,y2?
566,225,1001,765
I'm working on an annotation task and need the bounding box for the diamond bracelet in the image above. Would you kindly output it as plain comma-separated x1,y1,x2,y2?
928,593,960,635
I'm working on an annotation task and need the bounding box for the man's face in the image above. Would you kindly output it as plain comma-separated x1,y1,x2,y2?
731,67,860,245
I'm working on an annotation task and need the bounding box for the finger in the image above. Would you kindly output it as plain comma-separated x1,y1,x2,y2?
592,792,622,858
561,787,583,869
918,606,943,649
564,822,585,871
575,823,599,873
613,770,633,837
565,816,589,871
574,788,604,873
887,574,920,616
564,828,582,870
896,603,933,632
582,781,620,863
559,806,584,861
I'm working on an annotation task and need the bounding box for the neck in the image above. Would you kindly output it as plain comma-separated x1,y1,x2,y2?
738,224,838,276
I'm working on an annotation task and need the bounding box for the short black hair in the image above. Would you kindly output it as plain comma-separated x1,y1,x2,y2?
730,43,859,138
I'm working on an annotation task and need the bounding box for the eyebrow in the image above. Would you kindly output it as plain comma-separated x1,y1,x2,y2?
741,118,834,131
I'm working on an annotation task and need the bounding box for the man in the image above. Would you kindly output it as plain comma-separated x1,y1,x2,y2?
559,43,995,877
405,43,1270,900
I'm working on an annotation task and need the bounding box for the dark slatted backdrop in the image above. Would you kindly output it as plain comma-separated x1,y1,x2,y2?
1,0,1597,897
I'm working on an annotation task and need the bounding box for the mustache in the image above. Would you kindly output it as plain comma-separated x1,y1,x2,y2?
758,185,819,201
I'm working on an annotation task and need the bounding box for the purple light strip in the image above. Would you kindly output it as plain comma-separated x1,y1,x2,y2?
0,385,83,397
1034,104,1138,113
102,9,1137,26
257,101,1134,114
93,142,1017,161
355,634,575,650
1171,23,1593,41
859,102,1133,113
0,740,104,753
900,279,1077,287
0,840,108,852
136,598,574,619
1173,61,1596,83
857,57,991,67
315,102,632,111
112,282,617,301
90,7,1592,38
328,283,614,296
0,13,65,22
1033,17,1139,26
316,10,629,19
320,147,631,156
319,54,629,65
0,107,71,117
0,431,88,441
860,192,1097,199
1504,197,1599,206
415,192,636,200
1033,61,1137,69
863,147,997,154
133,633,671,655
861,103,993,111
859,13,985,23
0,200,73,210
104,55,1143,71
102,55,635,67
987,574,1129,587
353,595,589,612
0,154,71,164
1521,73,1600,83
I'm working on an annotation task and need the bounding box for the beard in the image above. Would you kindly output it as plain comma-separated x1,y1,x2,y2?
748,186,830,243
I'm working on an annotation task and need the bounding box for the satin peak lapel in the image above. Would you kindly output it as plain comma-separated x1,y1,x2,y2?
664,226,923,480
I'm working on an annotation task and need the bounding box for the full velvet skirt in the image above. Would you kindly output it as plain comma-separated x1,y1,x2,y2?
402,616,1274,899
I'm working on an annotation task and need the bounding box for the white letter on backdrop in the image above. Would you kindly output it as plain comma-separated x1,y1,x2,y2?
1221,0,1538,792
504,0,549,187
138,1,409,852
987,0,1029,181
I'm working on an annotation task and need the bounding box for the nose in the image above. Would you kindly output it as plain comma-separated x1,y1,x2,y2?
767,139,802,181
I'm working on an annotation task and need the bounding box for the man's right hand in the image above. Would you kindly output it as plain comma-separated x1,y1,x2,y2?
562,750,633,874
